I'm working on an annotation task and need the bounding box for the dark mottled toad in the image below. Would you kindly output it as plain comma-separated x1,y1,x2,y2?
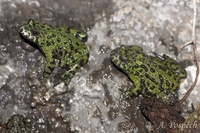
20,19,89,86
6,114,30,133
110,45,187,105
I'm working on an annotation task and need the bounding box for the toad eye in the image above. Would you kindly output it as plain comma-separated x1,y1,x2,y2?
31,30,40,35
120,56,126,61
120,56,127,64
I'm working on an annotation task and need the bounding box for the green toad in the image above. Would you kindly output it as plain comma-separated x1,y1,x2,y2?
6,114,30,133
110,45,187,105
20,19,89,86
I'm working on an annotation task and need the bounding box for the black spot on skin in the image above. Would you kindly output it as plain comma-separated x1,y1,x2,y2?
168,72,172,76
68,52,72,58
149,85,155,90
158,74,163,84
64,41,67,44
79,58,88,66
59,51,63,56
139,69,143,73
62,35,66,38
52,34,56,37
145,73,157,84
66,27,71,33
75,31,81,39
86,52,89,58
173,76,177,81
81,35,88,42
171,83,175,87
150,68,155,73
158,74,163,80
134,64,139,68
143,87,153,96
68,38,72,45
57,38,61,43
166,80,170,86
140,64,148,72
70,56,75,63
46,41,51,46
47,36,51,39
69,39,74,53
136,88,142,95
134,71,140,76
150,61,157,67
52,50,59,58
69,69,75,75
142,54,148,60
70,44,74,51
76,42,80,47
146,82,150,86
165,90,171,95
64,51,69,56
140,78,145,85
78,59,84,66
159,86,164,91
158,65,166,71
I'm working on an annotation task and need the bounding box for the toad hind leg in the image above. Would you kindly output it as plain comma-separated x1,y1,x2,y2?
124,77,142,98
54,48,89,86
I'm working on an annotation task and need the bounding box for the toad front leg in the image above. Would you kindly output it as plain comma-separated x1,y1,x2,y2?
42,49,55,78
54,48,89,86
